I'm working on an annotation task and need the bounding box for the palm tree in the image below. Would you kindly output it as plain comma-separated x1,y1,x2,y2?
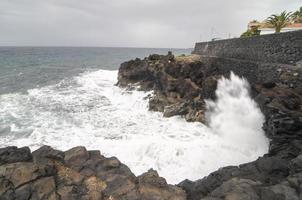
266,11,292,33
292,7,302,23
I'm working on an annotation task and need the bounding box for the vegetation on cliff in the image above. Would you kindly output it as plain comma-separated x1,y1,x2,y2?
292,7,302,23
266,11,293,33
240,25,261,38
241,6,302,37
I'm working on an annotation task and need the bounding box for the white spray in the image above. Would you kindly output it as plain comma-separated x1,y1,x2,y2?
206,72,269,157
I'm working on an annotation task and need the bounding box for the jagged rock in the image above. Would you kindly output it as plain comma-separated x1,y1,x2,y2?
0,177,15,200
163,102,189,117
207,178,261,200
118,53,205,122
30,177,57,200
0,146,186,200
64,146,89,171
138,169,186,200
83,177,106,199
263,183,299,200
148,54,162,61
202,76,219,99
149,94,170,112
289,154,302,173
0,162,55,188
32,145,64,165
118,58,154,89
0,146,32,165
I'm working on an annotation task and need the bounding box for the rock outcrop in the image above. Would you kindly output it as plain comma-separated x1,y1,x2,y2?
0,146,186,200
118,53,207,123
117,52,302,200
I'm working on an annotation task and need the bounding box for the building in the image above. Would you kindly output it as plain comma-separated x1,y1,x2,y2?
248,21,302,35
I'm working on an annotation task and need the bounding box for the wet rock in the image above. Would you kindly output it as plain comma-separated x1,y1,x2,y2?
118,58,154,89
149,54,162,61
202,76,219,99
149,94,170,112
208,178,261,200
289,154,302,173
260,181,299,200
0,162,55,188
83,177,106,200
163,102,189,117
64,146,89,171
262,82,276,89
0,146,187,200
95,156,139,199
0,177,15,200
30,177,57,200
33,145,64,165
0,146,32,165
117,53,205,122
179,166,241,200
138,169,186,200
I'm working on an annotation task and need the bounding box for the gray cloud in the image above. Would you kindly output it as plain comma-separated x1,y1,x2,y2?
0,0,300,48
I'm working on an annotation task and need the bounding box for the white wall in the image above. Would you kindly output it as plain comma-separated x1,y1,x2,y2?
260,28,302,35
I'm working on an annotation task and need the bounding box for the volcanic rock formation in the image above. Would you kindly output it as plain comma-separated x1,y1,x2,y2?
0,146,185,200
117,51,302,200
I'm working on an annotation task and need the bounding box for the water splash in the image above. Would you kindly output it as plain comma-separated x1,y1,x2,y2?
0,70,269,184
206,72,269,156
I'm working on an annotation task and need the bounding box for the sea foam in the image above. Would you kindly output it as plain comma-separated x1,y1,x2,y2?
0,70,269,184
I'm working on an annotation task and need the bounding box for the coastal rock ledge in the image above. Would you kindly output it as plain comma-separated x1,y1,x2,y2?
117,53,302,199
0,146,185,200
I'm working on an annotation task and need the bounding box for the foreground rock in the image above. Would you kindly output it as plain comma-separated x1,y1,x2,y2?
0,146,186,200
117,52,302,199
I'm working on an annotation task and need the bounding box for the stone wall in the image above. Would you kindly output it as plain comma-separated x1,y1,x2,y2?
193,30,302,65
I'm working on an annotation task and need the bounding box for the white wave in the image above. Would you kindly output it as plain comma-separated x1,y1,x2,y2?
0,70,269,184
205,72,269,155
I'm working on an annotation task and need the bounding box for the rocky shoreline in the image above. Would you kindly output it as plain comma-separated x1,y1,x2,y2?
1,51,301,199
117,53,207,123
1,31,302,199
0,146,185,200
116,52,302,199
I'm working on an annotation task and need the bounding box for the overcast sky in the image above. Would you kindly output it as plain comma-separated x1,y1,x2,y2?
0,0,301,48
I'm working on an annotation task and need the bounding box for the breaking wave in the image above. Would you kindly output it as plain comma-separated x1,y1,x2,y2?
0,70,269,184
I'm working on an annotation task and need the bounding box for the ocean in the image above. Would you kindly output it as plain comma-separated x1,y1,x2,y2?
0,47,268,184
0,47,191,94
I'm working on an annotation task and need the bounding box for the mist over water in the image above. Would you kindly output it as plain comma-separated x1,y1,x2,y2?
0,69,269,184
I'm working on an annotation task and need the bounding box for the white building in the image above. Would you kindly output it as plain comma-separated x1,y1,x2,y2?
248,21,302,35
259,23,302,35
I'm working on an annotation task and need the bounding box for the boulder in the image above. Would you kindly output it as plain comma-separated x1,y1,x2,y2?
138,169,186,200
64,146,89,171
0,146,32,165
32,145,64,165
163,102,189,117
208,178,261,200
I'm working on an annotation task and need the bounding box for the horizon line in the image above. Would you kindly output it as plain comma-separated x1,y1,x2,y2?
0,45,193,50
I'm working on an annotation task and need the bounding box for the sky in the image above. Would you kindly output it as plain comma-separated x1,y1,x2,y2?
0,0,301,48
